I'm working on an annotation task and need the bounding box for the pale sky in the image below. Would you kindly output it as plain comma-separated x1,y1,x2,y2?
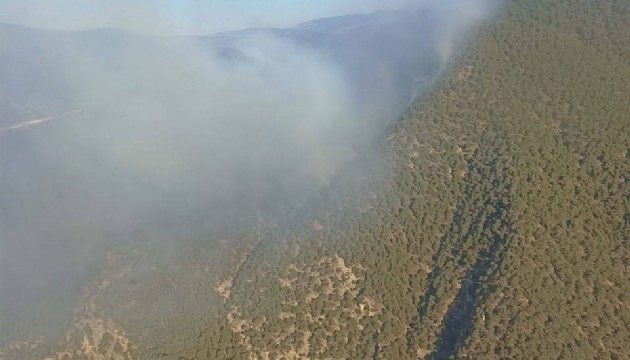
0,0,418,35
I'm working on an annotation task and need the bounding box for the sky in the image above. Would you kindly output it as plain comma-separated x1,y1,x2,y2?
0,0,418,35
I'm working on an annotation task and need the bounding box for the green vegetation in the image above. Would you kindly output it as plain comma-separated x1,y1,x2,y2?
193,0,630,358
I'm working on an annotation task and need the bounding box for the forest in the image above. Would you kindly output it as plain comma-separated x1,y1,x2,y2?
1,0,629,359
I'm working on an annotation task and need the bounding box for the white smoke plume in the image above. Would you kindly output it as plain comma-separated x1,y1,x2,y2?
0,0,500,343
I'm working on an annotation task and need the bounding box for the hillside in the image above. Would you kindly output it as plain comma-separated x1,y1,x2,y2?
2,0,629,359
195,1,630,358
0,5,488,359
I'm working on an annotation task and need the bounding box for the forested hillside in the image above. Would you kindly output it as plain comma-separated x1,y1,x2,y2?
195,0,630,358
2,0,629,359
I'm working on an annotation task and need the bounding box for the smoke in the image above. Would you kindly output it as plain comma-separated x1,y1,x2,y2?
0,0,500,344
62,33,358,223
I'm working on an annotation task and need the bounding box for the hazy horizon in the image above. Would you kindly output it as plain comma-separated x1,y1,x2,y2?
0,0,421,36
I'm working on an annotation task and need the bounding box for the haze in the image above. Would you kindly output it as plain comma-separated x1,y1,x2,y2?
1,0,419,35
0,0,498,347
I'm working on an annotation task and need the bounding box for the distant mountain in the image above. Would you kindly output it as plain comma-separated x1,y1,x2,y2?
0,8,445,130
208,8,445,113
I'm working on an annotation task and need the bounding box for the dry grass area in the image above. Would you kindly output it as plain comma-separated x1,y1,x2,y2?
225,255,382,359
47,281,136,360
